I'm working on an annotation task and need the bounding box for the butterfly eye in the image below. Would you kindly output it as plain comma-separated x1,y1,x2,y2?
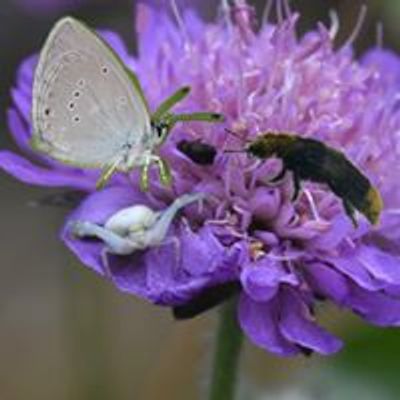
102,66,109,74
157,123,169,138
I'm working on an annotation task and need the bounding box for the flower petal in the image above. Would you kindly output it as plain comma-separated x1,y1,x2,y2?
326,252,384,291
180,225,236,277
0,151,95,190
310,215,353,250
11,88,31,123
7,108,34,155
239,293,300,356
357,246,400,285
110,227,242,306
279,289,343,355
362,48,400,88
240,260,297,302
16,54,37,94
304,261,349,304
347,285,400,326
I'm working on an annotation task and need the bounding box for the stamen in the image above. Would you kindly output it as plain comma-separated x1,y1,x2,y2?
225,128,249,143
231,0,257,35
262,0,274,26
282,0,291,19
266,252,300,262
221,0,233,29
328,9,340,40
244,159,262,173
170,0,191,51
276,0,283,24
376,21,383,48
237,55,245,119
303,189,321,221
250,241,265,260
343,3,367,48
232,204,252,231
346,237,356,249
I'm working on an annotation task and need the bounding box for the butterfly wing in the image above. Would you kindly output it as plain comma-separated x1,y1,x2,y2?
32,17,152,170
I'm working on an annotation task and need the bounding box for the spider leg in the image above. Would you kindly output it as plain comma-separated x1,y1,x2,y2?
270,167,287,183
158,236,181,275
100,248,113,280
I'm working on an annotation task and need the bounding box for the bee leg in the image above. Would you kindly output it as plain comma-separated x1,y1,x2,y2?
270,167,287,183
291,173,302,202
343,199,358,227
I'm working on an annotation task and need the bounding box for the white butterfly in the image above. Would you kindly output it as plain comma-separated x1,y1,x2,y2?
31,17,223,190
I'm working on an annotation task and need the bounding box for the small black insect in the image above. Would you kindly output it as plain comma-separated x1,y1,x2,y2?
177,139,217,165
243,132,383,225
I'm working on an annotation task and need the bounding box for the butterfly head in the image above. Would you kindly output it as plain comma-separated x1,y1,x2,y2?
151,119,172,145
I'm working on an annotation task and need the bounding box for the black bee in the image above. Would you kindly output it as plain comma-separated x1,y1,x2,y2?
245,132,383,225
177,139,217,165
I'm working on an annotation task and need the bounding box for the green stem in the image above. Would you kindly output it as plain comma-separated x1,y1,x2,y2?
209,297,243,400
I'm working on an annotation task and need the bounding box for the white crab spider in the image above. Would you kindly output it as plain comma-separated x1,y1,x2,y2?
69,192,205,276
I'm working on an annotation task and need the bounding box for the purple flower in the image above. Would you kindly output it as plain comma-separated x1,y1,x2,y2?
5,1,400,357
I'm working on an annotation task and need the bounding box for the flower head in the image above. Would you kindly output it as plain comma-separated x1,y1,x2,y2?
4,1,400,357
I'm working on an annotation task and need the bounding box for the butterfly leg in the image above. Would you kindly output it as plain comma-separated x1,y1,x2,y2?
96,158,121,189
155,157,172,187
140,161,151,191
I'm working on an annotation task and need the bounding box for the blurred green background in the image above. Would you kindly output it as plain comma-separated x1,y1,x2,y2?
1,1,400,399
